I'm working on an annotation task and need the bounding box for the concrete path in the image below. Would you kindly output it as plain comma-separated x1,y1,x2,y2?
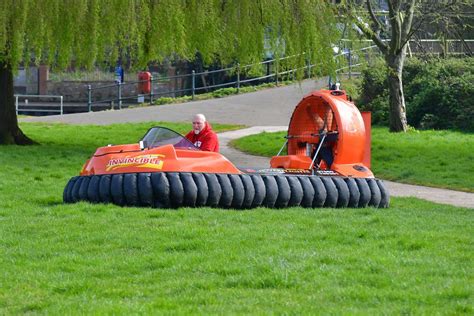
384,181,474,209
219,126,287,168
22,79,474,209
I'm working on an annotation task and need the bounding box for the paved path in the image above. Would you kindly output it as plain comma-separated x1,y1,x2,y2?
219,126,288,168
22,79,327,126
384,180,474,209
22,79,473,209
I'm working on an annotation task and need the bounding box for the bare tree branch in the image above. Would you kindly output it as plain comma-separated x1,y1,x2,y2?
353,18,388,54
387,1,402,53
366,0,384,34
394,0,418,54
343,1,388,53
400,0,417,40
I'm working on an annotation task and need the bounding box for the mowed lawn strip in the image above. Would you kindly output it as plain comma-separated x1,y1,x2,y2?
230,127,474,192
0,123,472,314
1,200,472,314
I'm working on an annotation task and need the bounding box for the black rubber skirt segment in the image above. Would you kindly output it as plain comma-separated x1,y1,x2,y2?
64,172,390,209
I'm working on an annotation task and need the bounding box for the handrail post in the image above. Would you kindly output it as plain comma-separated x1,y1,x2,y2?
117,81,122,109
87,85,92,112
348,49,352,79
236,63,240,93
60,96,63,115
191,70,195,100
15,95,19,115
275,60,279,86
306,60,311,78
149,75,153,104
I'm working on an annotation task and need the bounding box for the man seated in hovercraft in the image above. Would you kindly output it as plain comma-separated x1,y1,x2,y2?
185,113,219,152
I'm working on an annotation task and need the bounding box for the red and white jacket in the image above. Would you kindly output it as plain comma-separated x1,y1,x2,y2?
185,122,219,152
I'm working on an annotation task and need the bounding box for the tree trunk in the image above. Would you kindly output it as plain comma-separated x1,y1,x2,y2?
0,62,36,145
385,53,408,132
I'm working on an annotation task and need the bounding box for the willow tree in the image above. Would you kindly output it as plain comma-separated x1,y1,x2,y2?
0,0,337,145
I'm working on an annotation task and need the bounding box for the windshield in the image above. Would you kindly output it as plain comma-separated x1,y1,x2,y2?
140,127,199,150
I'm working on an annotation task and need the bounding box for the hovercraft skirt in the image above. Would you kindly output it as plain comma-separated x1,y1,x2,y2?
63,172,389,209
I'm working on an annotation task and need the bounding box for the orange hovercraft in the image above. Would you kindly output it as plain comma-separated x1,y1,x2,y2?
63,89,389,209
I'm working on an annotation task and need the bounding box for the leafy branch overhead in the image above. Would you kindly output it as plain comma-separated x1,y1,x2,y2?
0,0,337,71
1,0,339,145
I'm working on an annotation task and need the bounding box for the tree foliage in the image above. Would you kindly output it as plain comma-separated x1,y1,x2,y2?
339,0,472,132
0,0,337,71
0,0,338,145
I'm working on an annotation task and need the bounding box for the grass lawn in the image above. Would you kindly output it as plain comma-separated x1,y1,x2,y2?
231,127,474,192
0,123,472,314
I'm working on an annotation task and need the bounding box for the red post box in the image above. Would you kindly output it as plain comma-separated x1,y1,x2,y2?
138,71,152,94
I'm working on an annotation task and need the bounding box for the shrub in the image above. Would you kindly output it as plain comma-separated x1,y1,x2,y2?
357,57,474,132
357,58,390,126
358,58,387,107
406,58,474,132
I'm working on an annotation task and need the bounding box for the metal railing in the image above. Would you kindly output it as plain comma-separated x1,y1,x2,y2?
84,42,400,111
15,94,64,115
333,39,474,77
85,54,329,111
334,45,380,78
340,39,474,55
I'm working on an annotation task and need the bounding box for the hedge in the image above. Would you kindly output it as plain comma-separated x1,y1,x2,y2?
357,57,474,132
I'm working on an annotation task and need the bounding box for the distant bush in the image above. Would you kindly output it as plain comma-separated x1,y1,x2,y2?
357,57,474,132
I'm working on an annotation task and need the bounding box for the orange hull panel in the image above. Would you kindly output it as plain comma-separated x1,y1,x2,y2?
80,144,242,176
270,90,374,178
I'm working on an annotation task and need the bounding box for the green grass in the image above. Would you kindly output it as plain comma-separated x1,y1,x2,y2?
231,127,474,192
0,123,473,314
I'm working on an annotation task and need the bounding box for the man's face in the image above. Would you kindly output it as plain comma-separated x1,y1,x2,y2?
192,119,205,134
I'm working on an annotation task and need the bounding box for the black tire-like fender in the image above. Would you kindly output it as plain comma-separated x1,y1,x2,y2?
344,177,360,208
250,174,266,208
332,177,350,208
355,178,370,208
320,177,337,208
203,173,221,208
137,173,153,207
287,176,304,207
297,176,315,208
192,173,209,206
216,174,233,208
87,175,101,203
78,176,91,202
151,172,170,208
274,176,290,208
70,177,81,202
167,172,184,208
99,174,112,204
376,179,390,208
71,176,84,203
229,174,245,209
180,173,198,207
63,177,78,203
309,176,326,207
239,174,255,209
367,178,382,208
124,173,139,206
111,174,125,206
262,175,278,208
